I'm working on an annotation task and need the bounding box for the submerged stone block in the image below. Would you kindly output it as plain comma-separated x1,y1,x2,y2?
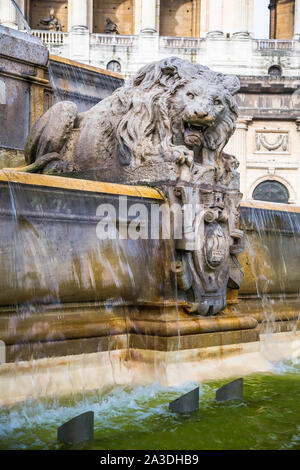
215,378,243,401
57,411,94,445
169,387,199,414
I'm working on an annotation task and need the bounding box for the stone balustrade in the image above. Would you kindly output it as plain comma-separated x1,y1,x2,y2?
160,36,204,49
256,39,295,51
24,30,300,80
30,31,297,54
91,33,137,47
31,30,68,45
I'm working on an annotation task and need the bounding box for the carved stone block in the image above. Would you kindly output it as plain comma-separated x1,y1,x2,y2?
16,57,244,316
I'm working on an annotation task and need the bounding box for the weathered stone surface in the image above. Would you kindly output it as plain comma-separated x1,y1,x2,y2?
0,26,123,166
22,56,240,183
0,175,173,307
0,148,25,168
0,25,48,66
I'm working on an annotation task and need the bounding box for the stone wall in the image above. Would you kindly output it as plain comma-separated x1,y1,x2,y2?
0,25,49,168
0,26,123,168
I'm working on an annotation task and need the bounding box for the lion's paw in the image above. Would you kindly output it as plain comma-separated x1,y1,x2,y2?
173,147,194,168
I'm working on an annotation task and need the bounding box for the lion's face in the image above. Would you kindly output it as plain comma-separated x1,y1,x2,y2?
169,79,230,149
117,57,239,166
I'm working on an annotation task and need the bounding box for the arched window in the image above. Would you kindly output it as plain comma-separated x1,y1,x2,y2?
106,60,121,73
268,65,282,77
252,180,289,204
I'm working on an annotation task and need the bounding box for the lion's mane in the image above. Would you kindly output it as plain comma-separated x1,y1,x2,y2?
23,57,240,180
114,57,240,167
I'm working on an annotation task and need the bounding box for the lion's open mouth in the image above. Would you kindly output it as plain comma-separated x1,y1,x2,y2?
183,116,214,148
184,118,213,134
185,122,208,133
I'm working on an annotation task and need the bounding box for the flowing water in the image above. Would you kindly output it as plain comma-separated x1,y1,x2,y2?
2,44,300,449
48,59,123,113
239,204,300,338
1,188,300,449
0,358,299,450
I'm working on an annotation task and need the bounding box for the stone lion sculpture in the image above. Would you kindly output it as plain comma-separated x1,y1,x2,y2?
22,57,240,183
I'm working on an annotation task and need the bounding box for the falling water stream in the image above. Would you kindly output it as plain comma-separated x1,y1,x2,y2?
239,204,300,364
0,187,300,449
0,62,300,449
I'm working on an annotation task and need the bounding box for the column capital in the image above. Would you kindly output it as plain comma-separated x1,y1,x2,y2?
236,116,253,130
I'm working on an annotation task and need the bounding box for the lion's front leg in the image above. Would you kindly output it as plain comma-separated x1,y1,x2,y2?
160,144,194,182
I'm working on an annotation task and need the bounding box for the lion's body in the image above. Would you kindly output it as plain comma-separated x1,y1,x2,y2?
23,57,240,181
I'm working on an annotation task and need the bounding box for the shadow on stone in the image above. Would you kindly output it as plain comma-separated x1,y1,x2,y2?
57,411,94,445
169,387,199,414
215,378,243,402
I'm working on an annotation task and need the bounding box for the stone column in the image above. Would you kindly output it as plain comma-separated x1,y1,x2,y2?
87,0,93,33
294,0,300,39
233,0,251,38
69,0,88,31
141,0,157,33
0,0,18,29
207,0,224,37
68,0,90,63
224,117,252,197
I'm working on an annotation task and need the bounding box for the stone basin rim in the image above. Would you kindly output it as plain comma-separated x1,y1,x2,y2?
0,170,164,200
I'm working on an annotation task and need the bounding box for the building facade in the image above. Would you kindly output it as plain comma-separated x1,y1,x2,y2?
1,0,300,204
269,0,297,39
1,1,299,77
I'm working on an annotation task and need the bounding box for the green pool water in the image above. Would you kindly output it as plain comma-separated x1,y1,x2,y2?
0,359,300,450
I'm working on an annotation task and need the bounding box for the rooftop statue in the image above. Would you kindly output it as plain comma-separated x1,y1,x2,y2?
20,57,244,316
104,17,119,35
40,8,61,31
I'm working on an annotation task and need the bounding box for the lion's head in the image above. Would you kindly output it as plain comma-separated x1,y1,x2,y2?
116,57,240,170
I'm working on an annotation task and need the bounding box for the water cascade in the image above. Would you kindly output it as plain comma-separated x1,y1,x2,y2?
0,26,300,451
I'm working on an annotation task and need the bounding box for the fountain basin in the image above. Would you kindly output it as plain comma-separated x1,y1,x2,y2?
0,171,299,406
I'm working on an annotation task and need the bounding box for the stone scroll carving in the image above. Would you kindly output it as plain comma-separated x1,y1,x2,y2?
20,57,243,316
